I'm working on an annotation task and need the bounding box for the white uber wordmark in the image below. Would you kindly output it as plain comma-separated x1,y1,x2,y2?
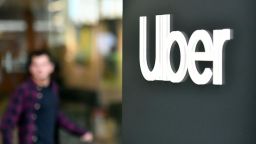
139,14,233,85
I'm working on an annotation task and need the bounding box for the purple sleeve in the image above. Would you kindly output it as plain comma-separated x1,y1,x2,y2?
57,111,87,137
0,88,24,144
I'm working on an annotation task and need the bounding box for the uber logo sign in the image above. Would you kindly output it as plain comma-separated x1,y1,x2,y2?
139,14,233,85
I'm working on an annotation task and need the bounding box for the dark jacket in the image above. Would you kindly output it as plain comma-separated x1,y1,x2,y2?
0,78,87,144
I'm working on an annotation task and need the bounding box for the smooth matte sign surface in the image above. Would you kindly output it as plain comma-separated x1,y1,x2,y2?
123,0,256,144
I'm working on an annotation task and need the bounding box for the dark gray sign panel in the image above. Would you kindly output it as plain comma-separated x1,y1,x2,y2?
123,0,256,143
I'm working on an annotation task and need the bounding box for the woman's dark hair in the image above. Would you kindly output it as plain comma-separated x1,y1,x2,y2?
26,49,55,75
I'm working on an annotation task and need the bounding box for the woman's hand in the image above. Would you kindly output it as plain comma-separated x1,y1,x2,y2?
81,132,94,143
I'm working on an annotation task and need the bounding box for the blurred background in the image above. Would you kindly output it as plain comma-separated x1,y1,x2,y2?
0,0,122,143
